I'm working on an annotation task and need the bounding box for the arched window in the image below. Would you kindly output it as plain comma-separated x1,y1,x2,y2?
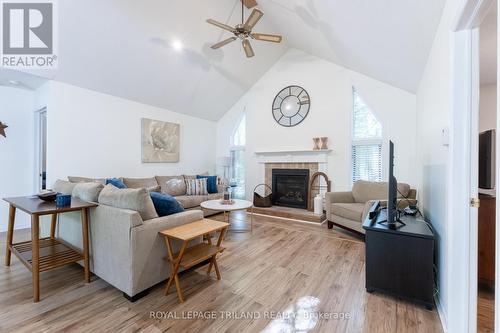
230,114,246,198
351,88,383,183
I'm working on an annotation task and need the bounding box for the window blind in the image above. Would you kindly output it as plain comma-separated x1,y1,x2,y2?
352,143,383,183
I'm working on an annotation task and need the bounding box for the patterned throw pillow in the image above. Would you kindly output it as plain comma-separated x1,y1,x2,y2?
186,178,208,196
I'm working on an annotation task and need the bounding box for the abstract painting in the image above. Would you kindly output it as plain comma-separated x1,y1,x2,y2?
141,118,180,163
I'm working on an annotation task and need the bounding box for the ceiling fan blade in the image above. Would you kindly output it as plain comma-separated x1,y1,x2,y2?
251,33,282,43
244,8,264,30
242,0,258,9
206,19,236,33
211,37,237,49
242,39,255,58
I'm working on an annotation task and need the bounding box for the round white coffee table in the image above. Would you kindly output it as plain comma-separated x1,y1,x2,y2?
200,199,253,233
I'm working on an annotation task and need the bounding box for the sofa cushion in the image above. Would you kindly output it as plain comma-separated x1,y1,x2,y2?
331,203,365,222
175,195,206,209
352,180,411,203
206,192,224,202
68,176,106,185
196,175,218,194
98,184,158,220
122,177,158,189
150,192,184,217
106,178,127,189
160,177,186,196
175,193,223,209
72,182,104,202
53,179,77,195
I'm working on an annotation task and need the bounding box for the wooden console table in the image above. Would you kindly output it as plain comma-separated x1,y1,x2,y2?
159,219,229,303
3,196,97,302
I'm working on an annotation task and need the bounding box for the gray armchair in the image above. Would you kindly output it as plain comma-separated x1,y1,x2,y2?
325,180,417,235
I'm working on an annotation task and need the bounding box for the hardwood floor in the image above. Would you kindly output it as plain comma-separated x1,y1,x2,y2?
478,286,494,333
0,211,443,332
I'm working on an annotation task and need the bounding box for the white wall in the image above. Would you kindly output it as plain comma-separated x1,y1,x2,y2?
0,87,36,231
45,81,217,186
415,0,462,329
479,83,497,132
217,49,417,199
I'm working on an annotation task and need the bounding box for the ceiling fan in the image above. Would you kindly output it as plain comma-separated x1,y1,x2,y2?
206,0,282,58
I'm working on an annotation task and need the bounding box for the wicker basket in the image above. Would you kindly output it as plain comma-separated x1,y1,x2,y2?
253,184,273,207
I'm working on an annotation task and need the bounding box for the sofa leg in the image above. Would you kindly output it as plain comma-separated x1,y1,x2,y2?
327,220,333,229
123,289,149,302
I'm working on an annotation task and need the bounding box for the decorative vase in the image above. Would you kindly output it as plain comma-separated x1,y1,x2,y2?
320,137,328,150
314,194,323,214
313,137,321,150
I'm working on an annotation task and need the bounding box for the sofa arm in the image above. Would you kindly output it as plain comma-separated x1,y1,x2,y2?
134,210,203,232
362,200,380,222
325,191,354,218
397,198,417,209
361,198,417,222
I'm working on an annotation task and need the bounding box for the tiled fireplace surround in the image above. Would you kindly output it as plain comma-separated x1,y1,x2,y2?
255,150,331,210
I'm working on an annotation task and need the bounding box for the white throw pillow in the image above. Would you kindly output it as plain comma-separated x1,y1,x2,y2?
164,178,186,196
185,178,208,196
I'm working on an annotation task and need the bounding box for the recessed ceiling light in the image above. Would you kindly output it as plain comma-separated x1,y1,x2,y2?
8,80,20,85
172,40,183,52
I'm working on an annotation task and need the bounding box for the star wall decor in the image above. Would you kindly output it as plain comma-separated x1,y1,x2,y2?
0,122,8,138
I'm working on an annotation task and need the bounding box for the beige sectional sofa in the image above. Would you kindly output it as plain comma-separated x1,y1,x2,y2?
52,174,224,300
69,175,224,215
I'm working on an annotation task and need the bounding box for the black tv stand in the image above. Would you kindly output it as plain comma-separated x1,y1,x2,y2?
376,207,406,229
363,202,435,309
377,219,406,229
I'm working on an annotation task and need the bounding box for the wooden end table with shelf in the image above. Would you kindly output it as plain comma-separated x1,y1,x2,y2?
159,219,230,303
3,196,97,302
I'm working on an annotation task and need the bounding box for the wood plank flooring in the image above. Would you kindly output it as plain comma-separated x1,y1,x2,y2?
0,211,443,333
478,286,494,333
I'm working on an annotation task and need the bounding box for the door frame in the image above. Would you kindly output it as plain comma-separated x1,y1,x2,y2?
451,0,496,332
33,107,47,192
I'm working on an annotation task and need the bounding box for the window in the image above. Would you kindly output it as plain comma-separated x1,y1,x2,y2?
351,88,383,183
230,114,246,199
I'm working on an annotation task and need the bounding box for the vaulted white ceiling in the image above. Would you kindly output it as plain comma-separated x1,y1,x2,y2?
3,0,445,120
257,0,446,93
480,3,497,85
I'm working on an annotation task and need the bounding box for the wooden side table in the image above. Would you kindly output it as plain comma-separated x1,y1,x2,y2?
159,219,229,303
3,196,98,302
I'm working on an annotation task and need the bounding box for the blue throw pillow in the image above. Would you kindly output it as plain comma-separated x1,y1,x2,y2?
106,178,127,189
196,175,218,194
150,192,184,217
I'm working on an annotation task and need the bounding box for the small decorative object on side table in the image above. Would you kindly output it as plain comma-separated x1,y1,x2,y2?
159,219,229,303
3,195,97,302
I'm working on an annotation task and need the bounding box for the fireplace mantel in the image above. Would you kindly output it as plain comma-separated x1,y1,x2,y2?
254,149,332,164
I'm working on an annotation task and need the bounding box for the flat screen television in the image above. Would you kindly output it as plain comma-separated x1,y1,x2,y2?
378,140,404,228
387,140,398,225
479,129,496,190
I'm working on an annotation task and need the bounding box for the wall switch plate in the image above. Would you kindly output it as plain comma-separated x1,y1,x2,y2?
441,127,449,146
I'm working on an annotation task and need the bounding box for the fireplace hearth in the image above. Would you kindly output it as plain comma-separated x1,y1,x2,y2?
272,169,310,209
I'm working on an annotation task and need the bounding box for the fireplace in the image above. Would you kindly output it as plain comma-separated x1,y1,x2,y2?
272,169,310,209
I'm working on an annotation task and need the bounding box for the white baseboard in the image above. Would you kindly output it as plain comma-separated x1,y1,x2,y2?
249,211,326,226
435,295,448,332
